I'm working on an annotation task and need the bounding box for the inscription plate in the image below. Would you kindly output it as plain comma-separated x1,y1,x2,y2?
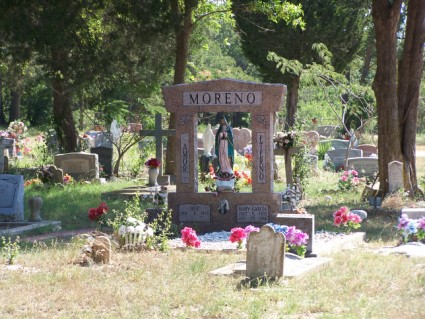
181,133,190,184
61,159,90,172
179,204,211,223
257,133,266,184
237,205,269,223
0,179,16,208
183,91,262,106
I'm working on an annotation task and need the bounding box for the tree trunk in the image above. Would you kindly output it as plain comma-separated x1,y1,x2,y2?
360,31,375,84
165,0,197,175
0,73,7,125
372,0,403,195
398,0,425,196
9,89,22,121
285,74,300,130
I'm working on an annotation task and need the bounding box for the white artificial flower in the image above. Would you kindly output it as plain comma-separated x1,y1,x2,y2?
118,225,126,236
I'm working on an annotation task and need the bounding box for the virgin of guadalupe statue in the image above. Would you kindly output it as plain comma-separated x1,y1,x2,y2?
215,116,234,174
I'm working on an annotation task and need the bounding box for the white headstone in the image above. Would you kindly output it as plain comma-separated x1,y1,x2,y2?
388,161,403,193
246,225,286,279
347,157,379,177
202,124,215,156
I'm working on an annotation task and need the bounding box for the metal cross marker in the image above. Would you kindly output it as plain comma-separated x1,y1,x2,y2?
140,113,175,176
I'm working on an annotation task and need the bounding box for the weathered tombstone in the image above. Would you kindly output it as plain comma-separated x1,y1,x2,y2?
274,213,315,256
92,236,112,264
90,147,113,177
388,161,403,193
347,157,379,178
233,127,251,153
0,174,24,221
163,79,286,232
325,149,363,171
307,154,319,172
246,225,286,279
2,137,16,158
317,125,339,138
320,139,350,150
48,165,64,184
28,196,43,222
401,208,425,220
140,114,176,184
0,142,4,173
356,144,378,157
240,128,252,149
54,152,99,180
304,131,319,151
232,127,243,153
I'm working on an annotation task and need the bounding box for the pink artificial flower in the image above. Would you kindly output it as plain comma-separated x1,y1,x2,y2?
350,170,358,176
418,217,425,231
244,225,260,235
229,227,247,243
334,216,342,226
340,175,348,182
181,227,201,248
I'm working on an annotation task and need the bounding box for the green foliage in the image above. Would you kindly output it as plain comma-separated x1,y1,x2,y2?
145,209,173,252
317,141,331,160
1,236,20,265
293,147,312,190
107,194,147,233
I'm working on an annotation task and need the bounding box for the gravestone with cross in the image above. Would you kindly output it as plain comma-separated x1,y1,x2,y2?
140,113,175,185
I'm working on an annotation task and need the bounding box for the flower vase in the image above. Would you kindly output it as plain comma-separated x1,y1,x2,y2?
148,167,159,186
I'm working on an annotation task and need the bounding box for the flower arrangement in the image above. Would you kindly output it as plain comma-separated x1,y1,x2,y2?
267,223,309,258
234,170,252,188
181,227,201,248
397,214,425,243
88,202,108,223
63,174,73,185
145,158,161,168
24,178,42,187
274,131,297,149
243,145,252,168
229,225,259,249
338,170,360,191
333,206,362,232
117,217,154,249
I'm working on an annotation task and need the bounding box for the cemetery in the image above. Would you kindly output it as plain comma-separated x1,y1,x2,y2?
0,1,424,318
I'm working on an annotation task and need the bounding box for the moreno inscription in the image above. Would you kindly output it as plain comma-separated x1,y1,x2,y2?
183,91,262,106
179,204,211,223
237,205,269,223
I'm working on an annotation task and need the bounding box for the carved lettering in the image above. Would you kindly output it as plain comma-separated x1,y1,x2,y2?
183,91,262,106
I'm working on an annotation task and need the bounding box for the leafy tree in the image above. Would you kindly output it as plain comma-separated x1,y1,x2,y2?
372,0,425,196
233,0,368,130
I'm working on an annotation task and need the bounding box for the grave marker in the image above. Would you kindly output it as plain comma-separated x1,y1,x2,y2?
179,204,211,223
140,114,176,181
357,144,378,157
90,147,113,177
317,125,339,138
237,205,269,223
54,152,99,180
246,225,286,279
388,161,403,193
0,174,24,221
347,157,379,177
320,139,349,150
325,149,363,170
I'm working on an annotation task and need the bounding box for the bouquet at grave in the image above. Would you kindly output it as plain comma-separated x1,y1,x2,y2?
181,227,201,248
333,206,362,233
118,217,154,249
397,214,425,243
266,224,309,258
229,225,259,249
145,158,161,168
273,131,297,149
63,174,73,185
88,202,109,230
338,170,360,191
234,170,252,189
243,145,252,168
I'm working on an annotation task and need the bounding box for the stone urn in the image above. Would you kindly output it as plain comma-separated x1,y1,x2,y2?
28,196,43,222
148,167,159,186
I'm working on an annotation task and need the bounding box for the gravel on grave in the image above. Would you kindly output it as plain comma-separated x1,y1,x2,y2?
169,230,346,250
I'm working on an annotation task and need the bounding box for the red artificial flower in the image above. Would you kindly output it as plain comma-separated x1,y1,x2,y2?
229,227,247,243
88,202,108,222
145,158,161,168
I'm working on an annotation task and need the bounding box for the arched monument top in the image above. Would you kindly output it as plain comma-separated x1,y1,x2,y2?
162,78,286,113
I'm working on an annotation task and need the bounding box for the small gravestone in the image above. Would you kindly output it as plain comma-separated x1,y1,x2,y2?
307,154,319,172
92,236,112,264
246,225,286,279
317,125,339,138
347,157,379,178
90,147,113,177
320,139,350,150
233,127,251,153
54,152,99,180
0,143,4,173
401,208,425,219
325,149,363,170
357,144,378,157
28,196,43,222
0,174,24,221
48,165,64,184
2,137,16,158
388,161,403,193
275,213,315,256
240,128,252,149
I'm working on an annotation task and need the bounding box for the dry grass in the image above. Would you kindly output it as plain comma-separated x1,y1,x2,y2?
0,243,423,319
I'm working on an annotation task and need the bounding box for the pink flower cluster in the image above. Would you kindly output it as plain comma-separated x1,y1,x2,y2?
181,227,201,248
229,225,259,243
338,170,360,190
286,226,309,247
333,206,362,229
